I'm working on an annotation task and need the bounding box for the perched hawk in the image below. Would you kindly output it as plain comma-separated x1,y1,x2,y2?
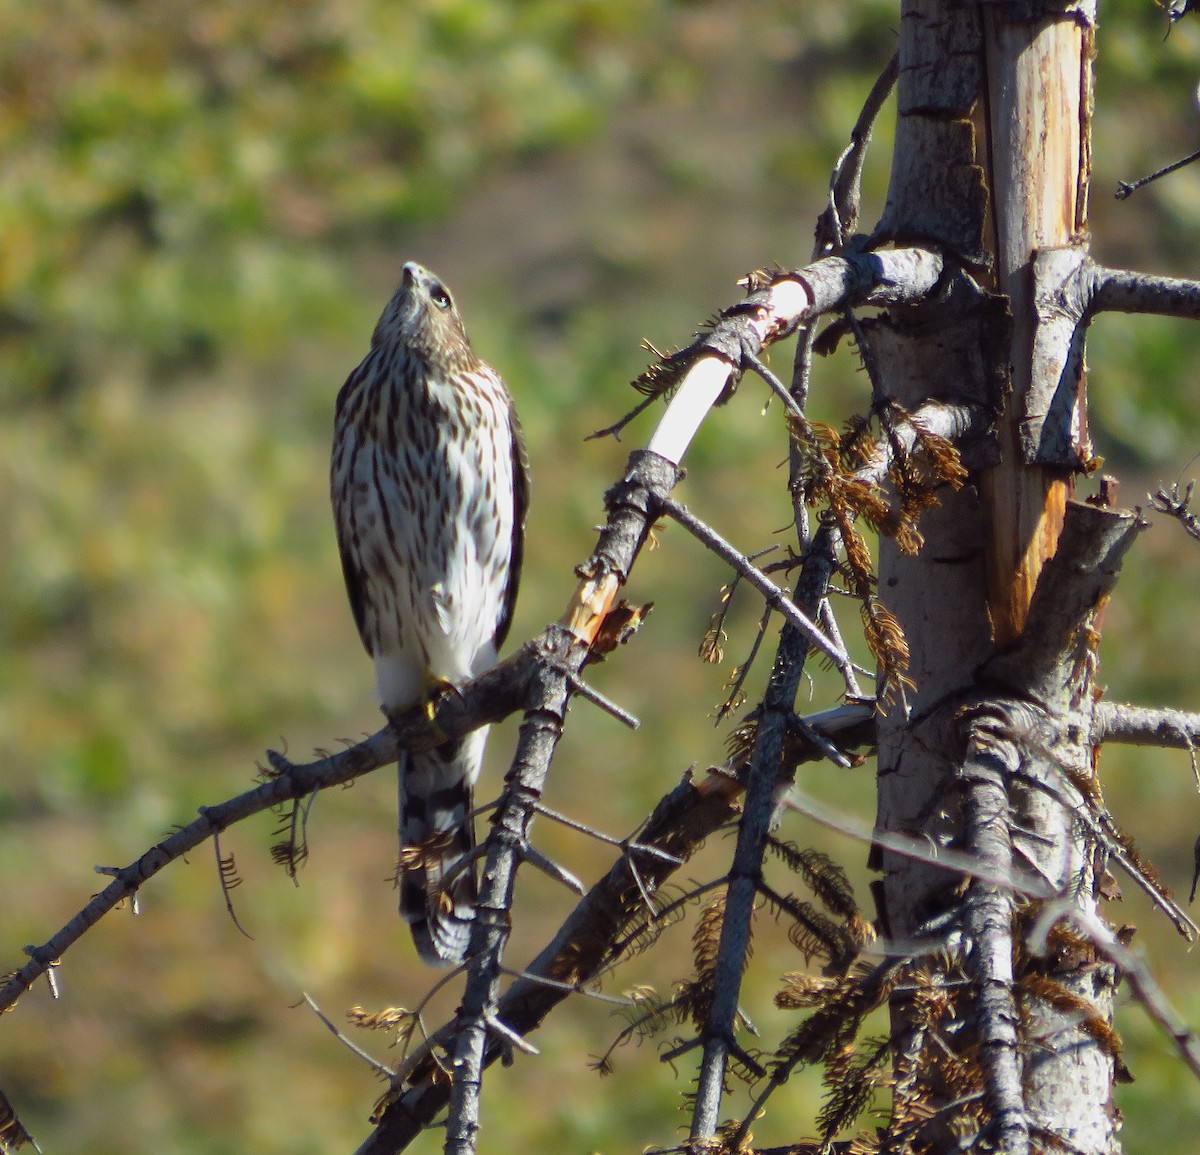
331,262,528,965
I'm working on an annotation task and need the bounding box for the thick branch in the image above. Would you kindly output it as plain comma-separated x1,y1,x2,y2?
1093,702,1200,749
1088,264,1200,320
1020,254,1200,467
632,248,945,469
445,631,579,1155
958,705,1030,1155
690,523,839,1141
0,654,529,1015
984,500,1144,706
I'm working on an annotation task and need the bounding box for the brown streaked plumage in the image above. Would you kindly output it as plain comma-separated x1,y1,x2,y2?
331,261,528,965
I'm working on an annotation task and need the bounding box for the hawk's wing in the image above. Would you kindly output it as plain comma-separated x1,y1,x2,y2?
494,394,530,651
331,358,373,651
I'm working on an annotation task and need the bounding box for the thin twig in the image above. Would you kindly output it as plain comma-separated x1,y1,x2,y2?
1033,905,1200,1082
585,387,662,442
1007,762,1200,940
743,349,809,424
1150,481,1200,541
301,993,396,1079
484,1014,539,1057
546,659,641,729
781,788,1052,901
729,953,908,1151
531,802,683,866
212,828,253,940
496,965,636,1007
1086,819,1189,936
520,843,586,896
659,497,856,693
1115,147,1200,199
715,602,774,724
822,51,900,248
786,711,853,769
819,599,867,698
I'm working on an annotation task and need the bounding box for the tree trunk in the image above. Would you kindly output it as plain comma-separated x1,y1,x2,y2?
874,2,1119,1151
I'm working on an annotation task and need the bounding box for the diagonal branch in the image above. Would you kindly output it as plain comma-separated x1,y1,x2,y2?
444,630,580,1155
659,496,856,696
632,247,946,469
0,645,543,1016
1037,905,1200,1084
985,501,1145,706
689,522,840,1142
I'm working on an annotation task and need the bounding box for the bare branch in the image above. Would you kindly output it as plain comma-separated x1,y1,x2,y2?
817,601,865,700
958,705,1031,1155
689,523,839,1142
985,501,1145,707
212,828,253,940
820,51,900,248
531,802,682,867
519,844,586,896
782,788,1052,904
544,659,640,729
0,738,392,1015
659,497,856,694
847,400,990,488
1093,701,1200,750
1150,480,1200,542
1088,263,1200,320
714,601,774,724
301,993,396,1079
444,637,578,1155
584,386,661,442
1115,147,1200,200
0,643,539,1018
633,248,945,469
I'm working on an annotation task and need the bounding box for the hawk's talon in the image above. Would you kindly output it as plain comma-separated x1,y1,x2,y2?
419,676,462,746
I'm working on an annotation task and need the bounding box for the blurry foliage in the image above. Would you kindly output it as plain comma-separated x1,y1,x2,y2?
0,0,657,388
3,0,1200,1153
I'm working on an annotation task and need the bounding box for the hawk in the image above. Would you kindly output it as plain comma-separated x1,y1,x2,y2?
331,261,529,965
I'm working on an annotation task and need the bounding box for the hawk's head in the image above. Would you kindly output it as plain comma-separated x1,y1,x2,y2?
372,262,477,372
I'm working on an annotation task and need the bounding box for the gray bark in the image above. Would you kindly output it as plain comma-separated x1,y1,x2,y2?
873,2,1120,1152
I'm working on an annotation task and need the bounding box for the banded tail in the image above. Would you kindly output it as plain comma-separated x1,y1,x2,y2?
397,730,485,966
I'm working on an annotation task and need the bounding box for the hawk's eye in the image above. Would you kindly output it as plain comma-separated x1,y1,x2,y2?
429,284,452,310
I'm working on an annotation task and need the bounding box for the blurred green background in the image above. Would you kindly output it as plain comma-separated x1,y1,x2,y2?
4,1,1200,1151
